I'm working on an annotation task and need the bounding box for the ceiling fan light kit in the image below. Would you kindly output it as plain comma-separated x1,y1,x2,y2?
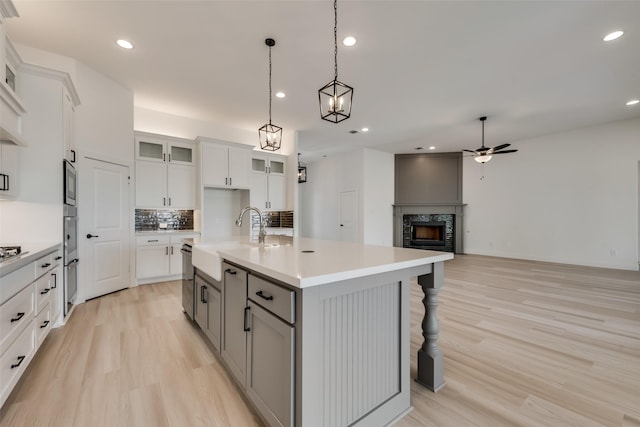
318,0,354,123
463,116,518,163
258,37,282,151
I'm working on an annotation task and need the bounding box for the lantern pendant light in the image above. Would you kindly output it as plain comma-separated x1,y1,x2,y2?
318,0,353,123
259,38,282,151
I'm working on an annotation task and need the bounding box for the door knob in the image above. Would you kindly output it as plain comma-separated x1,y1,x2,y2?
86,234,99,239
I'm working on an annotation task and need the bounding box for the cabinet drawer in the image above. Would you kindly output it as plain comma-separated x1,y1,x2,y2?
0,283,35,355
51,249,63,267
136,235,171,246
0,319,35,406
0,261,35,305
35,274,53,315
35,253,55,277
35,302,51,349
248,275,295,324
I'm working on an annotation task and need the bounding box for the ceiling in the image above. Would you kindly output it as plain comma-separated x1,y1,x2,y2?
5,1,640,161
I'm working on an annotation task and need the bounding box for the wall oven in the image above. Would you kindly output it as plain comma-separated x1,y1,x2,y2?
64,159,76,206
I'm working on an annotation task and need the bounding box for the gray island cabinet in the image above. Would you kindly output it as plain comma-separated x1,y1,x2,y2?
190,237,453,427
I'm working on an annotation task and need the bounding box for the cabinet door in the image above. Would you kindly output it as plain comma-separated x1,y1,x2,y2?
247,301,294,427
49,266,62,325
250,172,268,210
137,140,166,162
135,161,167,208
205,284,222,350
63,89,75,163
267,174,286,211
136,245,169,279
169,244,182,276
194,275,208,332
221,265,248,387
167,164,195,208
168,142,194,165
201,143,229,187
228,147,251,189
0,144,19,199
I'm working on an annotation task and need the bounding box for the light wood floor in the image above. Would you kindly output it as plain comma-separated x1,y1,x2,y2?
1,254,639,426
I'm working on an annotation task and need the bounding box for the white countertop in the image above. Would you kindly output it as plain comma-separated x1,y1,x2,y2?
0,242,62,277
192,236,453,288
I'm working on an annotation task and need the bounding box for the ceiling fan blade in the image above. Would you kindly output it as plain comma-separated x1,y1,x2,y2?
462,149,477,153
492,143,511,151
492,149,518,154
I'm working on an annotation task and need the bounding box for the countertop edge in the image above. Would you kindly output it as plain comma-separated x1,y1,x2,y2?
0,242,62,278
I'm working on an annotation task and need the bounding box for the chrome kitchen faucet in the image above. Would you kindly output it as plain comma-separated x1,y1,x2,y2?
235,207,267,243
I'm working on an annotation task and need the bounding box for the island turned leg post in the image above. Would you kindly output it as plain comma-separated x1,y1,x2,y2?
416,261,445,392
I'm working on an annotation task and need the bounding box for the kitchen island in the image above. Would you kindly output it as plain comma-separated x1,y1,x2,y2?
190,236,453,427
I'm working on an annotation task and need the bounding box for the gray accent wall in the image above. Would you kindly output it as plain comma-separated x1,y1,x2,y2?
394,152,462,205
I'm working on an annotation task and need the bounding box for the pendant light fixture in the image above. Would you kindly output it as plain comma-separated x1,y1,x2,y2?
259,38,282,151
297,153,307,183
318,0,353,123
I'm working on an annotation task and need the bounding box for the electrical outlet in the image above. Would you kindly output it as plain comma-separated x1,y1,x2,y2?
609,249,616,256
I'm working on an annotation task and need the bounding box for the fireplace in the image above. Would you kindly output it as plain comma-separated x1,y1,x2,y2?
410,222,446,246
403,214,455,252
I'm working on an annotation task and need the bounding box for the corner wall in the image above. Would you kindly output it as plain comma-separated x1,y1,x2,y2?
463,117,640,270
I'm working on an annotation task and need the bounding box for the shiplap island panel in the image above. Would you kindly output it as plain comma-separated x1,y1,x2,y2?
190,236,453,427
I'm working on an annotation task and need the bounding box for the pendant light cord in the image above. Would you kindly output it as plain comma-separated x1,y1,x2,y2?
268,44,272,125
334,0,338,81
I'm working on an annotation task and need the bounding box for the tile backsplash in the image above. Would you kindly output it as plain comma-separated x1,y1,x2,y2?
135,209,194,231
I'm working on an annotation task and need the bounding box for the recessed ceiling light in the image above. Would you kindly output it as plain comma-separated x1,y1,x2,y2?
342,36,357,47
603,30,624,42
626,99,639,106
116,39,133,49
275,92,286,98
361,127,369,132
429,146,436,150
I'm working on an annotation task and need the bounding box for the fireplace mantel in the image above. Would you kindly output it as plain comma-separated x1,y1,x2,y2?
393,204,465,253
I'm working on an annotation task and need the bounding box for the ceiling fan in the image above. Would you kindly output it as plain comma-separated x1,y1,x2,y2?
463,116,518,163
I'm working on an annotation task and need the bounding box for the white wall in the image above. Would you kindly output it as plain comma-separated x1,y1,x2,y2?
0,73,63,243
463,117,640,270
201,188,249,238
299,148,394,246
74,61,133,164
363,149,394,246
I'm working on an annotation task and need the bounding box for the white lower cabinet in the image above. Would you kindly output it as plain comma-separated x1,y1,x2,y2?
0,245,61,408
136,233,199,282
0,318,35,406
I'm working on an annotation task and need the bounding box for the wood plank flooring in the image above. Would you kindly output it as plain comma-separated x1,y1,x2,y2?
1,254,639,426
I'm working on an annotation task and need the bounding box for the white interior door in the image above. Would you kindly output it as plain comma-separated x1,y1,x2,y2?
79,157,130,301
339,190,358,242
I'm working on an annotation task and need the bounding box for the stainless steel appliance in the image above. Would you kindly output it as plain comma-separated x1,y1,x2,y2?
181,242,195,320
63,202,79,316
0,246,24,261
63,159,76,206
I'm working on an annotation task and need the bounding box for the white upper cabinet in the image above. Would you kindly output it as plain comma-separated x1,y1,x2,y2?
136,131,194,165
0,143,19,199
62,87,76,163
134,132,196,209
250,153,286,211
198,138,252,189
